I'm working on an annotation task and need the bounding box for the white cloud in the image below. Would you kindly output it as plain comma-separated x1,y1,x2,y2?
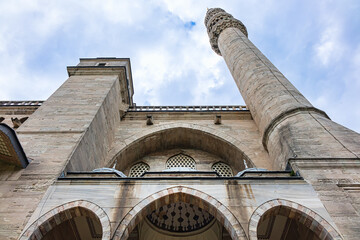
314,25,344,66
0,0,359,133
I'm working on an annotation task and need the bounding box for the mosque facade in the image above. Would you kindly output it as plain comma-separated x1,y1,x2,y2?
0,8,359,240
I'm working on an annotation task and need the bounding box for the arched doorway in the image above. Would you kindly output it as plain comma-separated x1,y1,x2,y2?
248,199,343,240
113,186,247,240
20,200,111,240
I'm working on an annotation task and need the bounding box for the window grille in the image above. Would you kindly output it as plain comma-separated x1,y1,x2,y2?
166,154,196,169
129,162,150,177
0,135,11,157
212,162,233,177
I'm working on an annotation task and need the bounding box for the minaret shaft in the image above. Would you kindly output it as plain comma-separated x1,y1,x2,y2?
205,8,359,170
218,26,314,136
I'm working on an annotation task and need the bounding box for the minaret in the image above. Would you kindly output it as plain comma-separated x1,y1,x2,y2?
205,10,360,238
204,8,360,169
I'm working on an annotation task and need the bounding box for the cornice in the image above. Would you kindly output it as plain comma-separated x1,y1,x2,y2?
67,66,126,77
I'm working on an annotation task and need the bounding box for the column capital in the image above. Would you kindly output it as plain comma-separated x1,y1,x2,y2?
205,8,248,55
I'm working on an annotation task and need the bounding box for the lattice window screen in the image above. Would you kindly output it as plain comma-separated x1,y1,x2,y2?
212,162,233,177
129,162,150,177
0,135,11,157
166,154,196,169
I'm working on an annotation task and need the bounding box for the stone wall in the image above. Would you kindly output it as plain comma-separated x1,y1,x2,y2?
0,67,127,239
19,177,338,239
106,112,273,173
123,148,229,174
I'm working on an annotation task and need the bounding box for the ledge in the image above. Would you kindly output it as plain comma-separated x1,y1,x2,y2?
58,170,302,181
67,65,126,76
128,105,248,112
0,101,44,107
262,107,330,151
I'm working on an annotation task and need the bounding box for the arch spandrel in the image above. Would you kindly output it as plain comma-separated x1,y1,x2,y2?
112,186,248,240
106,122,271,173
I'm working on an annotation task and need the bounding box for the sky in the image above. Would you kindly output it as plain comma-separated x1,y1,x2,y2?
0,0,360,133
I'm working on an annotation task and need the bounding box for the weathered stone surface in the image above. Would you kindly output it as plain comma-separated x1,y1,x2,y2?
0,58,130,239
20,178,337,239
0,8,359,239
206,8,360,239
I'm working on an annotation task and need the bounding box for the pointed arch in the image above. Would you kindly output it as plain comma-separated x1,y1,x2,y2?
108,122,259,173
248,199,343,240
112,186,247,240
19,200,111,240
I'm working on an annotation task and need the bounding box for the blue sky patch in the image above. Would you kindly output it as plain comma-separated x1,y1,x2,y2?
184,21,196,29
0,1,359,132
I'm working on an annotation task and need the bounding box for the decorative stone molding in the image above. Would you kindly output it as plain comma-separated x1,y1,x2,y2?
248,199,343,240
19,200,111,240
262,106,330,151
205,8,248,55
0,101,43,107
128,105,247,112
67,66,126,76
204,8,225,26
112,186,247,240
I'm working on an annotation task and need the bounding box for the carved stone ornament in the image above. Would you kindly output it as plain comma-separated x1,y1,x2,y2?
205,8,248,55
204,8,225,26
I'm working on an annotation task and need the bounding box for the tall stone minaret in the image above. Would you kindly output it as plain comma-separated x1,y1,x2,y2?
205,8,360,169
205,8,316,135
205,9,360,239
205,8,360,239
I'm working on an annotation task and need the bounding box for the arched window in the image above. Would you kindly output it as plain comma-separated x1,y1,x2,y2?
129,162,150,177
212,162,233,177
166,153,196,169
